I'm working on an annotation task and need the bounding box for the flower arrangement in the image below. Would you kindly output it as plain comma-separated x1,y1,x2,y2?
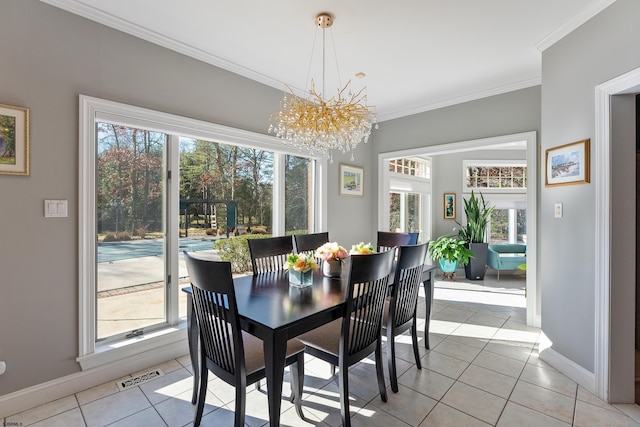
284,253,319,273
315,242,349,262
350,242,375,255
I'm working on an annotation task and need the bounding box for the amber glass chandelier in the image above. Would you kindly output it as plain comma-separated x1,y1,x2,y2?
268,13,377,162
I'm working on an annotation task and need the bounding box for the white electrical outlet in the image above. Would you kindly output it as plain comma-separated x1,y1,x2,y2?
554,203,563,218
0,361,6,375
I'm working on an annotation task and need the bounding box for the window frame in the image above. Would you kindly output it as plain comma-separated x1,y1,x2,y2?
79,95,327,370
462,159,527,193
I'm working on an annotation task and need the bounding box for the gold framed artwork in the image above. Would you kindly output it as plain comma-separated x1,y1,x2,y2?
545,138,590,187
339,163,364,197
443,192,456,219
0,103,30,176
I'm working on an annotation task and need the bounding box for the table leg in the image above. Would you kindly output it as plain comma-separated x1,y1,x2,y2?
263,332,288,427
423,271,434,349
186,294,199,404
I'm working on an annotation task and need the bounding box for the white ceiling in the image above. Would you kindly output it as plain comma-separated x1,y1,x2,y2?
43,0,615,122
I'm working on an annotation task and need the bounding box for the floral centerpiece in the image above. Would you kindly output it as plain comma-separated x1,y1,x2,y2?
285,253,319,287
315,242,349,262
350,242,375,255
315,242,349,277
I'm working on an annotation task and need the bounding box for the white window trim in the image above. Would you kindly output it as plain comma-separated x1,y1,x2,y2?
462,159,527,193
78,95,327,370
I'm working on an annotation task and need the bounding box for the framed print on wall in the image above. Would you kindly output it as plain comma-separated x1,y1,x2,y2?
545,138,590,187
0,103,30,176
443,192,456,219
339,163,364,197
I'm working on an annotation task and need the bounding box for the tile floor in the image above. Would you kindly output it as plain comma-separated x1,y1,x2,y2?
5,273,640,426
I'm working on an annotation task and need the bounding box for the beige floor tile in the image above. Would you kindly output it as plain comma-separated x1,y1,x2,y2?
421,350,470,379
28,408,86,427
398,366,455,401
458,364,517,399
80,387,152,427
577,385,624,413
472,349,526,378
444,333,490,349
154,388,221,427
374,384,437,425
519,363,577,398
441,381,506,425
138,367,194,405
299,384,366,427
420,402,491,426
509,380,575,424
497,401,571,427
108,407,168,427
484,339,534,362
453,323,500,340
76,377,128,406
432,338,483,363
350,402,416,427
5,395,79,426
574,399,640,427
465,312,509,328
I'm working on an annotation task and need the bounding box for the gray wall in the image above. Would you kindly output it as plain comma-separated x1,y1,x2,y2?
0,0,374,396
431,150,527,240
540,0,640,375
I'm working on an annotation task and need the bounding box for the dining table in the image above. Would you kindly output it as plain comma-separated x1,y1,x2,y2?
182,260,437,427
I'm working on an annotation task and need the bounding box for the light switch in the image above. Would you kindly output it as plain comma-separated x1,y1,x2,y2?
554,203,563,218
44,200,68,218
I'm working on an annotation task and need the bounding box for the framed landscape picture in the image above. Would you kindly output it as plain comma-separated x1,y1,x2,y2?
339,163,364,197
443,192,456,219
545,139,590,187
0,103,30,176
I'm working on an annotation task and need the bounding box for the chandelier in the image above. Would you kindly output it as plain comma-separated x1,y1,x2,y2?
268,13,377,162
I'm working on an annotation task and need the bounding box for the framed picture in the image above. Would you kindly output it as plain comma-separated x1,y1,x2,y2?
0,103,30,176
443,192,456,219
339,163,364,197
545,139,590,187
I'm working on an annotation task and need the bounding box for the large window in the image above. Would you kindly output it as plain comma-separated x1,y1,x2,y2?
79,96,324,369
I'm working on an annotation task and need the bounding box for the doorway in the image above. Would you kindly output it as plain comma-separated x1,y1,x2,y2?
594,67,640,403
377,131,539,327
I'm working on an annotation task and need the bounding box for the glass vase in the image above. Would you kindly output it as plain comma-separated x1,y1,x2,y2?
289,269,313,287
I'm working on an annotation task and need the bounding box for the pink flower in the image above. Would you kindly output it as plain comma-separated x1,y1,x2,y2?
315,242,349,261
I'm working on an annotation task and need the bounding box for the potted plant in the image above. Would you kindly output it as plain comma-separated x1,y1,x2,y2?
456,190,495,280
427,236,474,280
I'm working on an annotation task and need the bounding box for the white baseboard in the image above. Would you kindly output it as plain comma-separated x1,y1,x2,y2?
0,338,189,418
539,346,596,393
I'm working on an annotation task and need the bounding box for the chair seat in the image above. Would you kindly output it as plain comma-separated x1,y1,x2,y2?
242,332,305,376
298,319,342,356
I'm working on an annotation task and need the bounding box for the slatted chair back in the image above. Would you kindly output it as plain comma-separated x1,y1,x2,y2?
247,235,294,274
389,243,428,329
383,242,428,393
184,252,244,387
293,232,329,256
376,231,413,253
343,249,396,363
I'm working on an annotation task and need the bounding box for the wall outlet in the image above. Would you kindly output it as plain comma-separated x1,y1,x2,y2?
0,361,6,375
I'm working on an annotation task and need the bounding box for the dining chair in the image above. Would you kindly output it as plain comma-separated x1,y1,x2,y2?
184,252,305,427
376,231,414,253
247,235,294,274
298,249,395,427
382,242,428,392
293,232,329,256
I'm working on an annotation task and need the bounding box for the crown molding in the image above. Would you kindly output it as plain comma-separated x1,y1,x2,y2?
535,0,618,52
378,77,541,123
40,0,288,91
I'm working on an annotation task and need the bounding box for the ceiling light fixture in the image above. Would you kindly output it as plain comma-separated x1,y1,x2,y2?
268,13,377,162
